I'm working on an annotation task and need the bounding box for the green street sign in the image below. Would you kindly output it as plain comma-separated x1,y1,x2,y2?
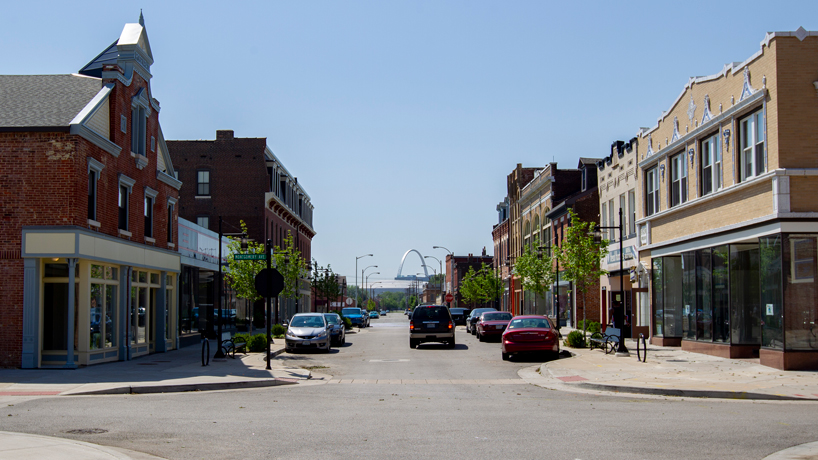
234,253,267,261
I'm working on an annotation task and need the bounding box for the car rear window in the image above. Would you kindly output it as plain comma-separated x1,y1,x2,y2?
450,308,467,315
482,312,512,321
412,306,449,321
507,318,550,329
341,308,361,316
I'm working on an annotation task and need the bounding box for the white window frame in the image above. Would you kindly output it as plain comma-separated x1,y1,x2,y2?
608,199,615,241
701,132,722,195
628,190,636,236
144,187,158,240
670,153,687,207
118,174,135,233
197,215,210,229
739,108,765,182
197,170,211,196
646,167,660,216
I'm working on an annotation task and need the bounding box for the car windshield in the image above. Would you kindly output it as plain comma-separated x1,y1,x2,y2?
341,308,361,316
290,316,325,328
471,308,495,317
507,318,550,330
412,306,449,321
482,312,512,321
324,315,340,325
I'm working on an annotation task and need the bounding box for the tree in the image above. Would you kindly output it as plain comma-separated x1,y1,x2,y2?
274,231,309,304
312,263,341,312
460,266,482,307
224,221,266,302
514,245,556,313
460,263,503,308
558,209,609,337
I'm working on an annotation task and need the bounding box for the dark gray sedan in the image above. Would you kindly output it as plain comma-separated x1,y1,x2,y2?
323,313,346,346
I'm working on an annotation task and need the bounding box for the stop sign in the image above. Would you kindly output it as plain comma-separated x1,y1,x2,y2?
254,268,284,298
445,293,454,302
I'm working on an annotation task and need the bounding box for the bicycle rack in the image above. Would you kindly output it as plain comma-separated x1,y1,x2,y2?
636,333,647,363
202,339,211,366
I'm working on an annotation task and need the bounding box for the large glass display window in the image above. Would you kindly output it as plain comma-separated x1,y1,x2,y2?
759,236,783,349
783,235,818,350
90,264,118,350
712,245,730,343
663,257,683,337
652,258,664,337
730,244,760,345
682,253,696,340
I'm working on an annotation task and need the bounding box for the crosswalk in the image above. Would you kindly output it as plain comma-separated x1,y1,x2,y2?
326,378,526,385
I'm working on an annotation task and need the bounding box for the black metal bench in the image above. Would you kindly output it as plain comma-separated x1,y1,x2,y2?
221,335,248,359
589,326,620,354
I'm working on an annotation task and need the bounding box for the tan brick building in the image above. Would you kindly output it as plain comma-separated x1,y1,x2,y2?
635,28,818,369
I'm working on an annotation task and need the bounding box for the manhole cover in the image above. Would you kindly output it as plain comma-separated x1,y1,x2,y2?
65,428,108,435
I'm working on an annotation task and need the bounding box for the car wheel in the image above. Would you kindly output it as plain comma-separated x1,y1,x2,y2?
341,334,346,346
448,338,456,349
477,332,484,342
410,339,418,348
502,352,509,361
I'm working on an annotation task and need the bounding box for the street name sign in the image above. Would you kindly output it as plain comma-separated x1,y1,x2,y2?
235,253,266,261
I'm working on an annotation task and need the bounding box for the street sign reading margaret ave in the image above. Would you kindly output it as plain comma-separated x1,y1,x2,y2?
234,253,266,261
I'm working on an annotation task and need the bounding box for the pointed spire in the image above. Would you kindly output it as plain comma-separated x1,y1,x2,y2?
139,9,145,26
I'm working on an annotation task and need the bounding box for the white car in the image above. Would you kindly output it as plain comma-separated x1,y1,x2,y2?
285,313,332,353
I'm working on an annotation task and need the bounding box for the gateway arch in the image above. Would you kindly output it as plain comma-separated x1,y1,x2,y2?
395,249,430,280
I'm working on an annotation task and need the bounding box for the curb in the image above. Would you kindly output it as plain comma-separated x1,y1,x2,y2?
762,441,818,459
66,377,299,395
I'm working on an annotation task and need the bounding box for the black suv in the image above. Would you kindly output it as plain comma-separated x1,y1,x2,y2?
449,307,469,326
409,305,455,348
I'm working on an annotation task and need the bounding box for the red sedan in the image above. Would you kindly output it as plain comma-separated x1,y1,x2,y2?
501,315,559,361
476,311,513,342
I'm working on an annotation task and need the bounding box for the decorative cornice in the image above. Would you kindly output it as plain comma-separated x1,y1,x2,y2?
157,171,182,190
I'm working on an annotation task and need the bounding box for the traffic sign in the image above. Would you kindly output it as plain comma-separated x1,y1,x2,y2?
345,297,353,305
255,268,284,297
235,253,266,261
445,293,454,302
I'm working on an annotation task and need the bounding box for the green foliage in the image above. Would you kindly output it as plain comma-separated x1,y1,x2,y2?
312,262,342,309
365,299,377,311
247,333,268,352
514,245,556,299
565,330,587,348
224,221,267,302
274,231,309,301
272,324,286,337
460,263,503,307
577,320,601,334
340,316,352,330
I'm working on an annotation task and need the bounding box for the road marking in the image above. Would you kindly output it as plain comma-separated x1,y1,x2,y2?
326,379,526,385
369,359,410,363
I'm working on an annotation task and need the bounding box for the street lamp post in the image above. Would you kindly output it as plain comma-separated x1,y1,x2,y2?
362,265,378,310
355,254,372,309
424,255,443,304
370,281,382,305
365,272,380,309
432,246,454,308
594,207,628,356
215,216,248,359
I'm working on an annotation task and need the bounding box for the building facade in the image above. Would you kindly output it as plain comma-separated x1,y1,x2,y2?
492,198,510,311
166,130,316,322
635,29,818,370
596,141,647,338
0,18,182,368
445,252,495,310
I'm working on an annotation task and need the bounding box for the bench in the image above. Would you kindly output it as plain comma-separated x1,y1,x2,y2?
220,333,248,359
589,326,620,354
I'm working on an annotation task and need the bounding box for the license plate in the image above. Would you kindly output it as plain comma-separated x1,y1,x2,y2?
302,341,310,346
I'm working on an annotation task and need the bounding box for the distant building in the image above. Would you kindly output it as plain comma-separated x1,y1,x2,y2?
445,251,495,309
166,130,316,321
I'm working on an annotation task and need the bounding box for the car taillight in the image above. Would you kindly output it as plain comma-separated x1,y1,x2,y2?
410,321,414,330
448,321,453,329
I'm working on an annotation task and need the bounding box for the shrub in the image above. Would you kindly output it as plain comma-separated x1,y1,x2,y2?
340,316,352,330
565,330,587,348
272,324,286,338
247,333,268,352
576,320,601,334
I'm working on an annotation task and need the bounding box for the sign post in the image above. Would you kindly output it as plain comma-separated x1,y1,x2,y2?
254,244,284,370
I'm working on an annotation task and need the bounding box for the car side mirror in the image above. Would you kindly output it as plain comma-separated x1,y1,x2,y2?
282,321,289,328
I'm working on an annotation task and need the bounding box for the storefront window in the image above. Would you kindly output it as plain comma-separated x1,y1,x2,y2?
652,258,663,337
759,236,783,349
696,248,712,341
730,244,760,345
712,245,730,343
682,252,696,340
783,235,818,350
663,256,683,337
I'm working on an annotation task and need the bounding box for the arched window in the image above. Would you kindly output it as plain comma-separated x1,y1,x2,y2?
523,220,531,250
532,215,540,247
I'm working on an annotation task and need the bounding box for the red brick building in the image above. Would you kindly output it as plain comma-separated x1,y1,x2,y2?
0,17,182,368
445,251,495,310
166,130,315,320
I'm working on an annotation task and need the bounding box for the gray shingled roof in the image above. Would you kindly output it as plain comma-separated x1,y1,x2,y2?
0,74,102,128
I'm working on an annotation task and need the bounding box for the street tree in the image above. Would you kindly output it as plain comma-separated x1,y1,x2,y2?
558,209,609,337
274,231,309,308
513,245,556,314
224,221,266,302
460,263,503,308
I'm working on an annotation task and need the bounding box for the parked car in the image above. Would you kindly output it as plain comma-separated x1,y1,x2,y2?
409,305,455,348
501,315,559,361
341,307,367,327
466,307,497,334
448,307,469,326
379,310,387,316
285,313,332,353
476,311,513,342
368,311,380,319
323,313,346,346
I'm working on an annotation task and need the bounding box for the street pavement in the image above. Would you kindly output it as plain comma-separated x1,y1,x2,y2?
532,328,818,401
0,318,816,459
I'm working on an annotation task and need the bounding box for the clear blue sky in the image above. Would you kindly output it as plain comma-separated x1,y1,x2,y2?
2,1,816,286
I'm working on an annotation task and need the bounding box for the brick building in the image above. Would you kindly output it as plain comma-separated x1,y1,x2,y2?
545,159,602,327
166,130,315,321
596,141,647,338
445,251,495,310
492,198,510,310
0,17,182,368
634,29,818,369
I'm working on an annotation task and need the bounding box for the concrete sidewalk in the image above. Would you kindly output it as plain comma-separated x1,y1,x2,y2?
530,336,818,401
0,339,314,399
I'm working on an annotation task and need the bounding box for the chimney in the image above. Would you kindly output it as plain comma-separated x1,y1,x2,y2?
216,130,234,140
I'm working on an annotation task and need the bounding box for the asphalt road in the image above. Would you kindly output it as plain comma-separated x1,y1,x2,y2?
2,314,817,460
